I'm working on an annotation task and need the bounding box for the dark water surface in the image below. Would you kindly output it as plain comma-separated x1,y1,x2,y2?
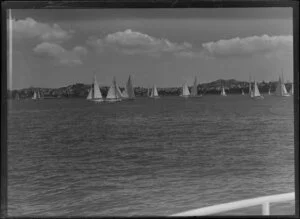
7,95,295,216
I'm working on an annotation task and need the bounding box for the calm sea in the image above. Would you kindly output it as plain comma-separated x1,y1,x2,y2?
7,95,295,216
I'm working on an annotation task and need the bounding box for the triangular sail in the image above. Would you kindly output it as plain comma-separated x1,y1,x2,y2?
126,75,135,99
32,91,37,99
281,83,288,95
121,89,129,98
182,82,190,96
191,77,198,96
106,77,122,99
221,86,226,96
253,81,261,97
150,85,159,97
275,76,289,96
93,77,103,99
86,85,93,100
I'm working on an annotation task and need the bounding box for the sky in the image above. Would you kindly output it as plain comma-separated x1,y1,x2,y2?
8,8,293,89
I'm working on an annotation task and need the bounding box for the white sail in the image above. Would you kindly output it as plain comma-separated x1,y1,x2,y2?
181,82,190,96
275,76,290,96
87,75,103,101
252,81,263,98
282,84,288,95
191,76,198,96
32,91,37,99
150,84,159,97
221,86,226,96
106,77,122,100
126,75,135,99
86,86,93,100
121,89,129,98
93,77,103,99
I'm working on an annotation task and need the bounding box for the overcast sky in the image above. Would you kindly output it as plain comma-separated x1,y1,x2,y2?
8,8,293,89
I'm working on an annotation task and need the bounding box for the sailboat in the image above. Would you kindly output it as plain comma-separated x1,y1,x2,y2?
180,82,190,97
87,75,104,102
105,76,122,102
32,90,42,100
190,76,201,97
149,84,160,98
275,75,290,97
121,75,135,100
220,86,227,96
251,81,264,100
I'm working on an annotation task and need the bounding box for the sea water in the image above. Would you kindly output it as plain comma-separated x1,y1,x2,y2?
7,95,295,216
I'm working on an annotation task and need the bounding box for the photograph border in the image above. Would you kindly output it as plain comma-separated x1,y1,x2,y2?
1,0,299,218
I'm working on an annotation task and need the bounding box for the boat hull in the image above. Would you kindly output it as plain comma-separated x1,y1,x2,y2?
251,96,264,100
90,99,104,103
180,95,190,98
105,98,122,103
275,94,291,97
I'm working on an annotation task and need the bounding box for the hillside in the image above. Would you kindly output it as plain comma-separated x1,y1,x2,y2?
7,79,292,99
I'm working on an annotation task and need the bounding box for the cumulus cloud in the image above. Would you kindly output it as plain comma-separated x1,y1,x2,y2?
13,17,73,42
87,29,192,56
33,42,87,65
202,35,293,57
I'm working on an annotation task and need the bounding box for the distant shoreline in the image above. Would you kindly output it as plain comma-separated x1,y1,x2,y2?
7,79,292,99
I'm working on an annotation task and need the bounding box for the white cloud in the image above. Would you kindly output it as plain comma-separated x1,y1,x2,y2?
33,42,87,65
87,29,192,56
13,17,73,42
202,35,293,57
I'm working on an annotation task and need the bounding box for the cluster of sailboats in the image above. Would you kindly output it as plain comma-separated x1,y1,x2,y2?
27,74,293,102
32,89,43,100
84,74,293,103
86,75,135,103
